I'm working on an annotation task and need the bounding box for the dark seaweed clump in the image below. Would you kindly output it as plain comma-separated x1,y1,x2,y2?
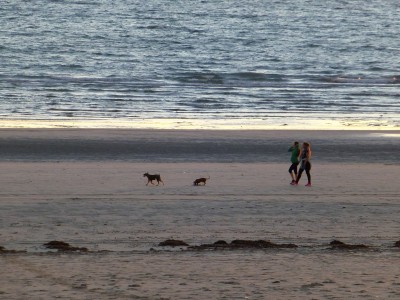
43,241,88,252
329,240,369,250
0,246,25,254
158,239,189,247
158,239,297,250
190,239,298,250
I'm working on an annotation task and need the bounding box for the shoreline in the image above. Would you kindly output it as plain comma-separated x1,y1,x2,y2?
0,118,399,130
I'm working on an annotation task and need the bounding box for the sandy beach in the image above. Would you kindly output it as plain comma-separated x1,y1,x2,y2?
1,129,399,299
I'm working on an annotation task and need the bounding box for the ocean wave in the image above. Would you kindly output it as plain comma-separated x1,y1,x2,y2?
173,71,286,87
320,75,400,85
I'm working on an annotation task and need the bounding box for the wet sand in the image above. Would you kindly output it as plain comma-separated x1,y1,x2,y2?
0,129,399,299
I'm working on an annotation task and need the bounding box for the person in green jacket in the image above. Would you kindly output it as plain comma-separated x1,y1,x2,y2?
288,141,300,184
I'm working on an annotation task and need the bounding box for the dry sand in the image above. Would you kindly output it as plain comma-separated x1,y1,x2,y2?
0,129,399,299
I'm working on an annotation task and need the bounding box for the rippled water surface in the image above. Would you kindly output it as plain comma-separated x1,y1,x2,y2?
1,0,399,128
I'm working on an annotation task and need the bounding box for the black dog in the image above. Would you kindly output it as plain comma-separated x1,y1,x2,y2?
143,173,164,186
193,176,210,186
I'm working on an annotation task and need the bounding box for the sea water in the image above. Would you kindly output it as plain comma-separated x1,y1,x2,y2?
1,0,399,129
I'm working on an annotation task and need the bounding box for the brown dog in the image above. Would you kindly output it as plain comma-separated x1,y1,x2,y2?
143,173,164,186
193,176,210,186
